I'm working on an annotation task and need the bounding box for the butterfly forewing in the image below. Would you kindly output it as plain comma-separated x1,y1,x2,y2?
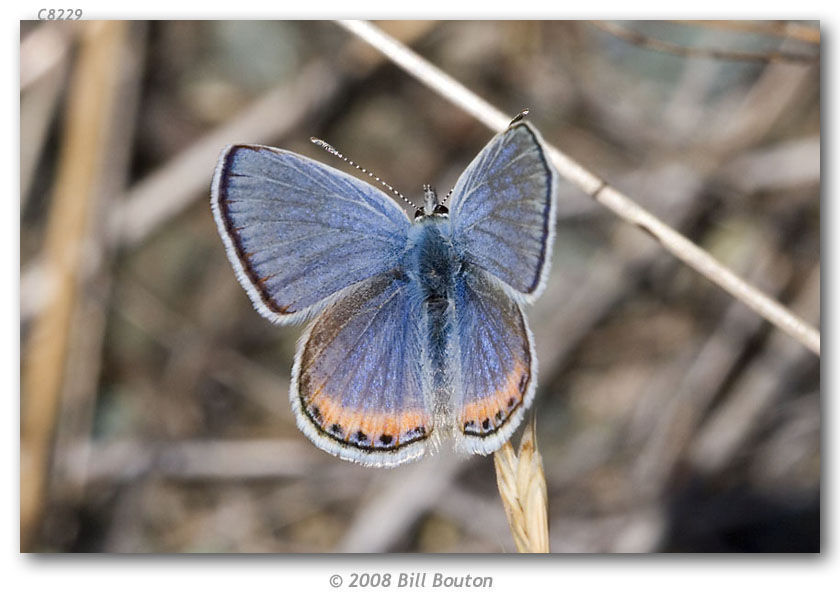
449,122,558,302
211,144,411,324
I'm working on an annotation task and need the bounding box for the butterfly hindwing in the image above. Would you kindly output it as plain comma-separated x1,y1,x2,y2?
449,122,557,301
211,144,411,324
291,271,434,467
453,267,536,455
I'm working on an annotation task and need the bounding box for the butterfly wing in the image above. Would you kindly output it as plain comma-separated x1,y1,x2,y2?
453,268,536,455
449,122,558,302
211,144,411,324
291,271,434,467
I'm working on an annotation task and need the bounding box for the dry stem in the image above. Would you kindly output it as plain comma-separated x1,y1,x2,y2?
494,420,550,553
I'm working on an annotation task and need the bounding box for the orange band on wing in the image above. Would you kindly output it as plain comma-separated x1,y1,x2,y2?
301,391,431,451
461,361,530,437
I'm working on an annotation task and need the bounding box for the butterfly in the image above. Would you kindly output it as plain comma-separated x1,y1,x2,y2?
210,116,558,467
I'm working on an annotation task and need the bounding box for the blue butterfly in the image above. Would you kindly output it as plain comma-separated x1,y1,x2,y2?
210,118,558,467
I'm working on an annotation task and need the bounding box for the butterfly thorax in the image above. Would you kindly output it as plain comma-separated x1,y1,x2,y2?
406,216,459,306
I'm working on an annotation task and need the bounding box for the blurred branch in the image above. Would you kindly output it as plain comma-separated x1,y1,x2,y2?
672,20,820,45
550,508,666,553
337,19,820,356
49,23,148,510
435,486,511,549
108,61,342,249
112,278,291,420
574,36,813,155
630,234,793,498
20,24,76,205
20,21,128,551
336,454,466,552
718,136,820,194
63,439,326,483
20,21,79,90
21,71,65,209
705,62,813,155
591,21,818,64
689,266,820,474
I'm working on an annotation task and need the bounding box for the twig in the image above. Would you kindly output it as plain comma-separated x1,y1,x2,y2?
591,21,818,64
336,19,819,357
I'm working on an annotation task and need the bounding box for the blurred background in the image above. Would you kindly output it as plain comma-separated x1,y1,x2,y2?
20,20,820,552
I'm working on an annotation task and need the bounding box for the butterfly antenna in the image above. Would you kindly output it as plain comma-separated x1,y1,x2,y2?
310,137,420,212
441,187,454,205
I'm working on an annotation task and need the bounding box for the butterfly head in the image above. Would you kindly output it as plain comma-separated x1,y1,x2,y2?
415,184,449,221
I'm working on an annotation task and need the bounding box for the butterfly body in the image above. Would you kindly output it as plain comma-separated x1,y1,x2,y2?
212,121,558,467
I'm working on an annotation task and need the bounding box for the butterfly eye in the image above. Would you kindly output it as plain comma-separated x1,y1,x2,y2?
432,205,449,216
414,209,424,220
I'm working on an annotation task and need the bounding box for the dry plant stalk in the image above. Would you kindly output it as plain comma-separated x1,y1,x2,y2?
494,420,550,553
20,21,127,550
